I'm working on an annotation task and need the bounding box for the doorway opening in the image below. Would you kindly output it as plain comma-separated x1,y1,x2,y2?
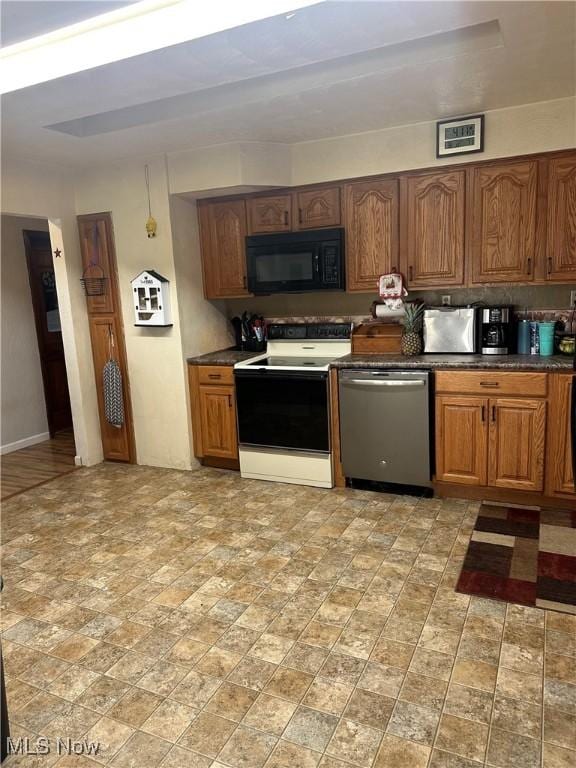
0,216,77,499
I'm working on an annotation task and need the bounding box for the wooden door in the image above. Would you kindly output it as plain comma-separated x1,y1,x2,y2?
77,216,116,313
199,200,248,298
198,385,237,459
23,230,72,437
435,396,488,485
488,398,546,491
546,375,575,497
545,155,576,281
88,316,134,463
470,160,537,283
404,170,465,287
345,178,399,291
296,187,341,229
77,212,135,462
247,194,292,233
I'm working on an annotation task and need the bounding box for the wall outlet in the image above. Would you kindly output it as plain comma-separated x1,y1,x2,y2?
441,295,451,306
570,290,576,308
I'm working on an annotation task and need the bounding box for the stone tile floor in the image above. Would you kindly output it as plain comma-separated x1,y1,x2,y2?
0,463,574,768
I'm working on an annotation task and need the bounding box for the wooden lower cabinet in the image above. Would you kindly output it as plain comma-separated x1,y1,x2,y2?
435,373,548,493
546,374,575,497
189,364,238,466
488,398,546,492
436,396,488,485
198,385,237,459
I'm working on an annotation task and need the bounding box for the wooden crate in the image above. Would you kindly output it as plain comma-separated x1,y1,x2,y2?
352,322,403,354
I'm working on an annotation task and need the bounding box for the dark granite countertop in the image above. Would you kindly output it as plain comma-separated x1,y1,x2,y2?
187,348,257,366
331,354,573,371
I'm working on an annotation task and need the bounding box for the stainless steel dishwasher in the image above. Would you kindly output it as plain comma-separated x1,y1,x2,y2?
339,369,431,487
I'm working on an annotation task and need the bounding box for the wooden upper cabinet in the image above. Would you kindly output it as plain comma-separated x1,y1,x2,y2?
199,200,249,299
296,186,341,229
248,194,292,233
435,395,488,485
404,170,465,287
344,178,399,292
545,155,576,281
546,375,575,497
488,398,546,492
78,214,116,314
470,160,538,283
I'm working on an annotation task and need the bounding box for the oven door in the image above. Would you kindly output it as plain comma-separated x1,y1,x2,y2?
235,369,330,452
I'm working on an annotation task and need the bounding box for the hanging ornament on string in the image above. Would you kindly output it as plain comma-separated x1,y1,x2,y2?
144,164,157,238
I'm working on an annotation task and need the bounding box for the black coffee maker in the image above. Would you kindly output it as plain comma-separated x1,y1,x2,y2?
480,307,513,355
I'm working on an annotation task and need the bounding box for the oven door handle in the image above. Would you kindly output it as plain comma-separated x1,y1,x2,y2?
235,369,328,382
341,379,425,388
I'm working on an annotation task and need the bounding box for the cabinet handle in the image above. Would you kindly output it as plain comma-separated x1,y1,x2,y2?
227,394,232,408
408,265,414,281
547,256,553,275
284,211,289,226
480,381,499,388
243,275,247,289
526,257,532,274
298,208,303,224
481,405,486,422
208,374,221,380
491,405,496,422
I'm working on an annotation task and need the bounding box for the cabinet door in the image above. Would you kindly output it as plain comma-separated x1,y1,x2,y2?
345,179,399,292
88,316,135,462
198,385,238,459
247,194,292,233
471,160,537,283
545,155,576,281
296,187,341,229
78,214,116,314
546,375,575,497
200,200,249,298
488,398,546,492
405,170,465,287
436,396,488,485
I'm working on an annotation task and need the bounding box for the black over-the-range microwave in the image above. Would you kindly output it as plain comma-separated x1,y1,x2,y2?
245,228,344,294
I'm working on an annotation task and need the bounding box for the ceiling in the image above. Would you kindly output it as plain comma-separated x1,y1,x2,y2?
1,1,574,168
0,1,136,47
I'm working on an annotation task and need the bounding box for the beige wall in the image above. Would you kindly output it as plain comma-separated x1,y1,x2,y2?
74,157,231,470
0,215,50,450
169,195,232,359
169,195,233,468
292,97,576,184
1,157,102,465
74,156,190,469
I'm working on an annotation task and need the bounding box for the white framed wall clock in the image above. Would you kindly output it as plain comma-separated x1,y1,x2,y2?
436,114,484,158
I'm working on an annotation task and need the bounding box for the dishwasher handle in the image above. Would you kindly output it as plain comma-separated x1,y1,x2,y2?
341,379,426,388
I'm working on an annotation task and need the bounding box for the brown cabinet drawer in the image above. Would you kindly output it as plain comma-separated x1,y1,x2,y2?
435,370,547,397
197,365,234,386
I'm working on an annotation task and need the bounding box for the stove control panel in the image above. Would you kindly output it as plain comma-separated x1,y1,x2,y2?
267,323,352,340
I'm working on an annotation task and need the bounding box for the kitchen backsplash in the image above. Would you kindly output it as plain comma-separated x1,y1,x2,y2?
225,285,575,323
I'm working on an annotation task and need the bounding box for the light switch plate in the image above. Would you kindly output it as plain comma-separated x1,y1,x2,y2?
570,290,576,307
441,295,451,306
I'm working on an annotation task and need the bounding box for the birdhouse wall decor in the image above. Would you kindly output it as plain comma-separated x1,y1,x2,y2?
131,270,172,327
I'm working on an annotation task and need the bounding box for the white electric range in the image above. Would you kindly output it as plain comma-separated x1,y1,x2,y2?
234,323,352,488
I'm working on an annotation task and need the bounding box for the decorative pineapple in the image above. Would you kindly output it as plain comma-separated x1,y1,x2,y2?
401,302,425,356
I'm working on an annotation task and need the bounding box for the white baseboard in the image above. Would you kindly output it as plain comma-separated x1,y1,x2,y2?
0,432,50,455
